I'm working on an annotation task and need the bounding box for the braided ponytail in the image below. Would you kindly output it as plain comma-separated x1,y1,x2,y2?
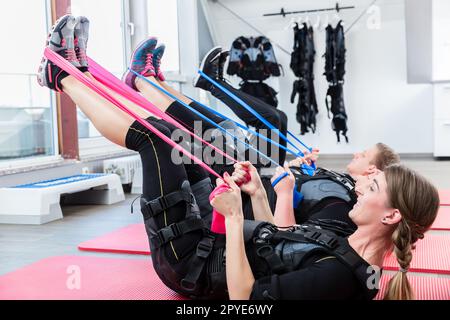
383,221,414,300
382,165,439,300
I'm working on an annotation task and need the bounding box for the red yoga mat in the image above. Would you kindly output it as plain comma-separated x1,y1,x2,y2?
1,255,448,300
383,234,450,275
440,190,450,206
375,274,450,300
431,207,450,231
0,256,185,300
78,224,150,255
78,206,450,257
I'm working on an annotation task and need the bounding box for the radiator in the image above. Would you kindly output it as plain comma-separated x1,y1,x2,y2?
103,155,142,185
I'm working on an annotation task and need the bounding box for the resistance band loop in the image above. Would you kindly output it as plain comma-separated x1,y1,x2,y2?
45,49,222,178
87,59,236,165
199,71,313,154
131,70,282,168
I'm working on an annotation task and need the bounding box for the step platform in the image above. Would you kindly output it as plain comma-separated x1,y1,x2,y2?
0,174,125,225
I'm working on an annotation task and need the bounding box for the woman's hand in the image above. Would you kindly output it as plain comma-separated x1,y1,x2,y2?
271,165,295,196
211,172,243,219
232,161,264,196
289,149,320,167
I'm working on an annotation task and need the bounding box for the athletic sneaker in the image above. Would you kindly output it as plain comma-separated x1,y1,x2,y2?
218,50,229,80
122,37,158,90
74,16,90,72
193,46,222,91
153,45,166,81
37,15,79,91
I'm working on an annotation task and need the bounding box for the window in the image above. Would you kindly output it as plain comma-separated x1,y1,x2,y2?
72,0,128,139
0,1,57,164
147,0,180,74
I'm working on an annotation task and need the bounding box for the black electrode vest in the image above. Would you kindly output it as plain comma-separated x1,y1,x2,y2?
290,23,318,135
227,36,281,108
290,167,357,223
243,220,380,301
228,36,281,81
324,21,349,143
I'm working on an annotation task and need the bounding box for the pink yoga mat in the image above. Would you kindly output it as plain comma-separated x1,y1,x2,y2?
375,274,450,300
440,190,450,206
431,207,450,231
78,224,150,255
1,255,448,300
383,235,450,275
0,256,185,300
78,207,450,257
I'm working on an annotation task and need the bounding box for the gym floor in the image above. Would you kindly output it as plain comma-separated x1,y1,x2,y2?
1,155,449,276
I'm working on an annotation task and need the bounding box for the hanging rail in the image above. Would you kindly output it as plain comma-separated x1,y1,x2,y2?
263,3,355,18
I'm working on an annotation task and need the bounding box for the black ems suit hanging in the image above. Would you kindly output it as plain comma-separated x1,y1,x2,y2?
290,23,318,135
324,21,349,143
227,36,281,108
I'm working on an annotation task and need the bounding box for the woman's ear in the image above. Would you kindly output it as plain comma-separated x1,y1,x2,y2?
381,209,402,225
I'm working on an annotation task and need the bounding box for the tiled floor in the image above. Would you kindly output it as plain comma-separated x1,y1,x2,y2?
0,156,449,276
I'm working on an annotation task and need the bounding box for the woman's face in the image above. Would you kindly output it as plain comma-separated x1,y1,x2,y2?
349,170,392,227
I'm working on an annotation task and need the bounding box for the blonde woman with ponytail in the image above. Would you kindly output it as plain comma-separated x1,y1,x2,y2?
347,164,439,300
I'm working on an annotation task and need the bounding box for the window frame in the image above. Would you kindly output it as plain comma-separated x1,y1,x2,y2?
0,0,60,169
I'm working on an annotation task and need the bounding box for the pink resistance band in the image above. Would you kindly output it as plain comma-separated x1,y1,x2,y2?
45,48,249,234
87,58,237,165
87,58,250,234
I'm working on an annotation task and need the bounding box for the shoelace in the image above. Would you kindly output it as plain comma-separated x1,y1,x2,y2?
66,48,79,63
143,53,156,75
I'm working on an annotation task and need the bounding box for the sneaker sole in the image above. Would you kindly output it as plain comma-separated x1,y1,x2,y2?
193,46,222,88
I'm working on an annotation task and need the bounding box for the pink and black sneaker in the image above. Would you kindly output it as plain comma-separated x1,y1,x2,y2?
37,15,79,92
122,37,158,90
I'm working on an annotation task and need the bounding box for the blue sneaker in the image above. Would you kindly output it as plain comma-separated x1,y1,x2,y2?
122,37,158,90
153,45,166,81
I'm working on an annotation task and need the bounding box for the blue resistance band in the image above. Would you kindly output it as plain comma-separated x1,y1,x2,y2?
271,172,304,209
131,69,282,168
199,71,314,155
198,71,316,175
184,94,301,158
186,94,317,176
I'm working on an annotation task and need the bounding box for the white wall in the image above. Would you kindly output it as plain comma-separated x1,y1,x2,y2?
205,0,433,154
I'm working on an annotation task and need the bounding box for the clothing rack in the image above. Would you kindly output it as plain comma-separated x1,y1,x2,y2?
263,3,355,18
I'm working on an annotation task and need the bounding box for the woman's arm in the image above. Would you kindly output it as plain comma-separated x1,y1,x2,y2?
210,173,255,300
232,162,274,224
272,166,296,227
250,189,274,224
225,216,255,300
288,149,320,168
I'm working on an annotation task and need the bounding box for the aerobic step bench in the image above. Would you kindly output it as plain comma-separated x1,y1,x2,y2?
0,174,125,225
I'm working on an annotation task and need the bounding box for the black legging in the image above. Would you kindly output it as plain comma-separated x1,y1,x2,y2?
126,118,219,296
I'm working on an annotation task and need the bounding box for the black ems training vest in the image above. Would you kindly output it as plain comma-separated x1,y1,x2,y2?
290,23,318,135
227,36,281,108
244,220,379,300
228,36,281,81
290,167,357,223
324,21,349,143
